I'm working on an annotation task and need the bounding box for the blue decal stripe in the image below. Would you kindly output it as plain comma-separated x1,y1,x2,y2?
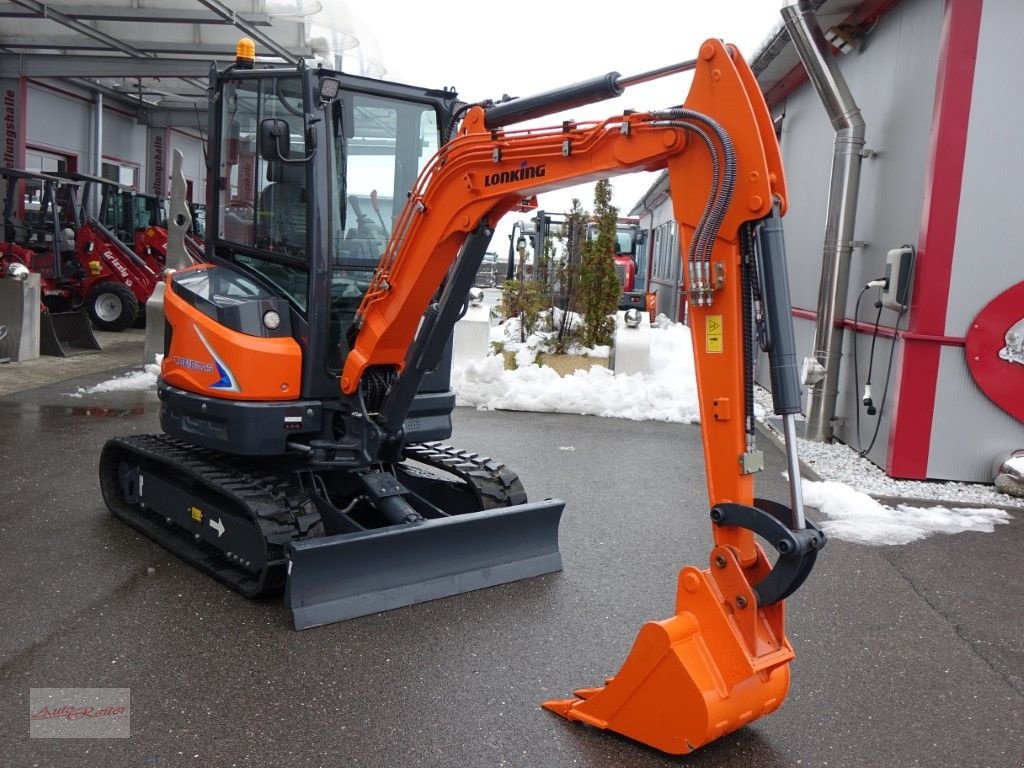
193,327,241,393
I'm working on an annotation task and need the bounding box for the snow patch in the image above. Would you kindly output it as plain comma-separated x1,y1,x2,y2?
753,385,1023,510
1004,455,1024,475
801,477,1011,545
453,322,699,423
66,355,163,397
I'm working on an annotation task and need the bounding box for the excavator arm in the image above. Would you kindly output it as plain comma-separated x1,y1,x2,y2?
341,39,825,754
347,39,780,521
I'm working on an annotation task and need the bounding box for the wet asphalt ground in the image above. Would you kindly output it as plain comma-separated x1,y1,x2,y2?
0,363,1021,768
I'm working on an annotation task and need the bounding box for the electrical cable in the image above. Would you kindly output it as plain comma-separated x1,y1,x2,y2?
861,312,902,456
864,300,883,405
852,285,870,454
853,245,916,456
852,283,883,454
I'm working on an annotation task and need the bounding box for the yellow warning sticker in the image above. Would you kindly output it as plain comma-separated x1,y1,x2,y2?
190,506,203,523
706,315,724,353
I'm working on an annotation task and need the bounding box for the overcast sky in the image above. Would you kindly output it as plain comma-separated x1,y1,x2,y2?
323,1,787,255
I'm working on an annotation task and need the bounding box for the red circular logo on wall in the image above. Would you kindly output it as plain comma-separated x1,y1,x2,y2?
965,281,1024,422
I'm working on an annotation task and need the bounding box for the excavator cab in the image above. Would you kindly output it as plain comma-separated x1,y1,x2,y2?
101,60,564,630
201,66,457,434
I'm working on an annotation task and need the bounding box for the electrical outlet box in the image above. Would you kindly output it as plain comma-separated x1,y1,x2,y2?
882,246,914,312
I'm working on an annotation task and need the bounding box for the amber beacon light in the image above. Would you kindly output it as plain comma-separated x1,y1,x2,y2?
235,38,256,69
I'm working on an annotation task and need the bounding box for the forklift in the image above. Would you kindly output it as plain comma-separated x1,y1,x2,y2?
0,168,100,355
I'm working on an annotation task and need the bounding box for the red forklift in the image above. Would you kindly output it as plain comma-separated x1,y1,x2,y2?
65,172,205,267
49,170,163,330
2,166,161,333
0,168,101,355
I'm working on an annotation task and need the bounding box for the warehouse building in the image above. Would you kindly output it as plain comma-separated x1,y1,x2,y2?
631,0,1023,483
0,3,323,204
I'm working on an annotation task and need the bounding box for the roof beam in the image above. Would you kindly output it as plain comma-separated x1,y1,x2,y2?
0,5,273,26
62,77,162,108
0,53,217,78
9,0,154,59
0,36,310,59
137,106,210,129
195,0,299,65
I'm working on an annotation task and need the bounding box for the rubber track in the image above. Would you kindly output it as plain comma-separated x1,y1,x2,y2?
101,436,529,600
100,433,321,598
403,442,528,509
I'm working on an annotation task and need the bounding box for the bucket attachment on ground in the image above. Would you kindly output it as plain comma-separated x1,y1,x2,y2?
543,558,793,754
39,309,101,357
286,499,564,630
544,503,825,754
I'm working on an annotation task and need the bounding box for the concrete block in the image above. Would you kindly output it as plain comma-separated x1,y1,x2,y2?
454,304,491,364
0,273,41,362
143,281,167,366
612,309,651,375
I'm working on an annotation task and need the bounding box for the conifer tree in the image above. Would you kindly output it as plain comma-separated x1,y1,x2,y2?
550,199,587,353
578,179,620,348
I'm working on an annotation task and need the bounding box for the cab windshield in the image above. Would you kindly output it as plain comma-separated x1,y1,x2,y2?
217,74,310,308
327,88,440,369
212,71,443,366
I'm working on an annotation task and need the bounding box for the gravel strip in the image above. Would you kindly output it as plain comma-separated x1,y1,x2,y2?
753,386,1024,509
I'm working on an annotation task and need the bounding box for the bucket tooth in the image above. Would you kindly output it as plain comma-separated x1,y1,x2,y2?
543,565,792,755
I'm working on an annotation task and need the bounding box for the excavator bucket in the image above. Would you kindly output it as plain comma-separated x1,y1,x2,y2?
544,552,796,754
285,499,564,629
39,309,101,357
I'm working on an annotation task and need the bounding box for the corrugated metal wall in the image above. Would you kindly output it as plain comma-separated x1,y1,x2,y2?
927,0,1024,479
26,85,92,162
762,0,945,467
23,82,205,202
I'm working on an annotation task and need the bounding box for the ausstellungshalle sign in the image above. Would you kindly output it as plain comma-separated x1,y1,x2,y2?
0,78,25,170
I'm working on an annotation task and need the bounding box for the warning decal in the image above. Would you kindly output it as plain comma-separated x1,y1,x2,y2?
706,315,723,353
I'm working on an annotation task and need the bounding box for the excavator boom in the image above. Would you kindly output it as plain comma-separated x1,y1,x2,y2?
348,41,776,513
342,39,824,754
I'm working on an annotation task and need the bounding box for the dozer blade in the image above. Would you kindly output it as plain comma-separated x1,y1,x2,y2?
40,309,101,357
285,499,564,630
543,564,794,754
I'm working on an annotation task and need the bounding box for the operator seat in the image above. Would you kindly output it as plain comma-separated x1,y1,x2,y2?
258,162,306,252
336,199,386,264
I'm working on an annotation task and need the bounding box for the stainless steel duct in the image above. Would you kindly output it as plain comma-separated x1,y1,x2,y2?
781,1,867,442
93,91,103,219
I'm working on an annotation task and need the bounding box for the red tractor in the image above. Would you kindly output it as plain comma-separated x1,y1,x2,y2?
87,174,205,265
1,167,160,332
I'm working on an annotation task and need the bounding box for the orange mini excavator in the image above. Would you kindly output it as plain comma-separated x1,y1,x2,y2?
100,38,824,755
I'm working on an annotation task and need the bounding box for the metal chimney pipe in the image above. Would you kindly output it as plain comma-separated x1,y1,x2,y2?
781,1,866,442
93,91,103,219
